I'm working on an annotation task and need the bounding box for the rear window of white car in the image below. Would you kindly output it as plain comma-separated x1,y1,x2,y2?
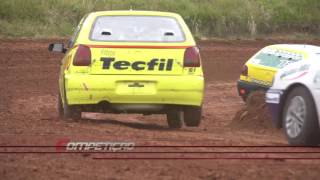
90,16,185,42
251,48,303,69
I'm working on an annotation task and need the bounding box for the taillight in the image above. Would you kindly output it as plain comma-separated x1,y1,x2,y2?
239,88,246,95
184,47,201,67
73,45,91,66
241,65,248,76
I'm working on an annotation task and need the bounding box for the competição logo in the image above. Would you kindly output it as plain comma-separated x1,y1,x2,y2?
55,139,135,152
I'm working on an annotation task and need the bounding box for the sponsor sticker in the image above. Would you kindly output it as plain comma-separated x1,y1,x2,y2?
100,57,174,71
280,64,310,80
266,92,281,104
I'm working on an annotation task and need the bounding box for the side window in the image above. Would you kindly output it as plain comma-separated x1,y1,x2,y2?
251,49,303,69
68,14,89,48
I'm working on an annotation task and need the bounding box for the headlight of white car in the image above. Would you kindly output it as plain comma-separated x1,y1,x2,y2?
314,71,320,84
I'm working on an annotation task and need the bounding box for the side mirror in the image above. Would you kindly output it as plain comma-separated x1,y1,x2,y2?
48,43,67,53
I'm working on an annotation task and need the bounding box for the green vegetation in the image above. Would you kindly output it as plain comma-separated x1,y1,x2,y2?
0,0,319,39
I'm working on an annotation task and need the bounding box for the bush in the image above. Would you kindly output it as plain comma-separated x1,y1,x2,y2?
0,0,319,38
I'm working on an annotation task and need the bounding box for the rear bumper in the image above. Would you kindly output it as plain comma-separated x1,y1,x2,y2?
265,89,283,128
64,74,204,106
237,80,269,99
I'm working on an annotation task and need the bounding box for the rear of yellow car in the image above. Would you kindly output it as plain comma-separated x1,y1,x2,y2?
237,45,304,101
52,11,204,128
237,50,277,101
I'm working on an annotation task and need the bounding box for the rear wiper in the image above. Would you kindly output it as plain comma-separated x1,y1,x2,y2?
101,31,112,36
164,32,174,36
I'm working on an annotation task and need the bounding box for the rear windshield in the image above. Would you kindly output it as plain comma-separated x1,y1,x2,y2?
90,16,185,42
251,48,303,69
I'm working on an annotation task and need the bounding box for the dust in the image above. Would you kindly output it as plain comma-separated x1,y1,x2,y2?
230,91,273,130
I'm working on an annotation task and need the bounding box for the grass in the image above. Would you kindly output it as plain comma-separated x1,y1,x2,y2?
0,0,319,39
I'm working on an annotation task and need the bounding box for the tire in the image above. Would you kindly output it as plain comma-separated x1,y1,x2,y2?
58,93,81,121
58,92,64,118
282,86,319,146
184,106,202,127
166,110,183,129
244,92,252,104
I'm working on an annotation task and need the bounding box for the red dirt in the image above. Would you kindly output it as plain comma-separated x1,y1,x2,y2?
1,39,320,179
230,91,274,131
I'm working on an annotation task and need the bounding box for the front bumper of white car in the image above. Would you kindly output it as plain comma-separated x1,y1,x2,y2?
266,89,284,128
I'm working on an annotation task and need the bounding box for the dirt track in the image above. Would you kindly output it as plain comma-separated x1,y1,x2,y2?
1,39,320,179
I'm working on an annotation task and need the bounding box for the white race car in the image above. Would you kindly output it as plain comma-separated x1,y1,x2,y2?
266,45,320,146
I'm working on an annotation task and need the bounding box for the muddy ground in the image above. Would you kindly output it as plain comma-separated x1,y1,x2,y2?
1,39,320,179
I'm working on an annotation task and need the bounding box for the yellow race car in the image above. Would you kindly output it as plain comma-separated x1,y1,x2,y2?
49,11,204,128
237,44,306,101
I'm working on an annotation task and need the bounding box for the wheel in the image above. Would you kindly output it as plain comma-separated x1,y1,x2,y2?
166,110,183,129
282,86,319,146
184,106,202,127
58,93,64,118
244,92,252,104
58,93,81,121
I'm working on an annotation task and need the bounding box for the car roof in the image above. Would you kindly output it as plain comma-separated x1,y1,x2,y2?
266,44,320,54
89,10,182,18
